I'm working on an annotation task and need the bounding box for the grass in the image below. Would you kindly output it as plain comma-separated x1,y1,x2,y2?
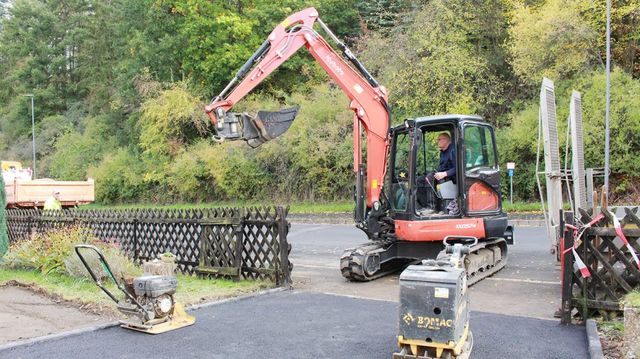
626,290,640,307
84,200,549,213
0,268,272,313
502,201,543,212
83,200,355,213
599,319,625,332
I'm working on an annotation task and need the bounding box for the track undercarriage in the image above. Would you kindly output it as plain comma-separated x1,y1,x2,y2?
340,237,508,286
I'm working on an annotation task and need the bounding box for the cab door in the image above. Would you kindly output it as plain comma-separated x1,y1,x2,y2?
462,123,502,215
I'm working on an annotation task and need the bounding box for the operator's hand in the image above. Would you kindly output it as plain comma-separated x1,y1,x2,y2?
434,171,447,181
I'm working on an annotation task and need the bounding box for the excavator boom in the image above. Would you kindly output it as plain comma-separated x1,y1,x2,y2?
205,7,391,230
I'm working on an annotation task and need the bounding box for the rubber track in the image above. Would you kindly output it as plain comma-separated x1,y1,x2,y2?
342,238,508,285
442,238,508,287
340,240,398,282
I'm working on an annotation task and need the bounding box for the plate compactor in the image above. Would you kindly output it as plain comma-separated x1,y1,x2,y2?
75,244,195,334
394,237,475,359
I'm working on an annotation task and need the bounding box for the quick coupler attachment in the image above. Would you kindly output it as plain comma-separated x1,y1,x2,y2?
213,107,299,148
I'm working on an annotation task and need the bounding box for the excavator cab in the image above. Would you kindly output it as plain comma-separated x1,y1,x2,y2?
387,115,511,242
388,115,503,218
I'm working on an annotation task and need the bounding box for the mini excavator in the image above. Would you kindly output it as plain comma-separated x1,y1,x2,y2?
204,7,513,286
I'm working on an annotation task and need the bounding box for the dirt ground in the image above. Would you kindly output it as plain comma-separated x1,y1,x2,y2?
0,283,113,345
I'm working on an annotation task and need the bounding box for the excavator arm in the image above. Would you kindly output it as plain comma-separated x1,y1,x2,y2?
205,7,391,232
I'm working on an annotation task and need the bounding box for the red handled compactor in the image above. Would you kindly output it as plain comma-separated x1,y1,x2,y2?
205,7,513,284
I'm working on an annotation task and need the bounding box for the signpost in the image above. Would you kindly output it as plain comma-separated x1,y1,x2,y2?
507,162,515,204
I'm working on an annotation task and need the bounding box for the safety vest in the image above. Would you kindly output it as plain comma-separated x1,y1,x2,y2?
44,197,62,210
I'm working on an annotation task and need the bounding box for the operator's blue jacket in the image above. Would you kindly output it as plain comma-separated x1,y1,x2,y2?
438,145,456,180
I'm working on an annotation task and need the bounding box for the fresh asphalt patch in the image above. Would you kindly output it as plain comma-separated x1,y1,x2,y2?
1,290,587,359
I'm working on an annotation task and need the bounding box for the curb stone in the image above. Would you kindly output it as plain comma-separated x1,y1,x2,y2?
0,286,290,353
586,319,605,359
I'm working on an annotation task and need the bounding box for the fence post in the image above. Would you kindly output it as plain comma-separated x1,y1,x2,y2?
561,210,574,324
197,216,206,273
27,212,33,239
276,206,291,287
132,217,139,262
234,208,244,281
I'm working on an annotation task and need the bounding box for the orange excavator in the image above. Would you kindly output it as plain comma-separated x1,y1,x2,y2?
205,7,513,284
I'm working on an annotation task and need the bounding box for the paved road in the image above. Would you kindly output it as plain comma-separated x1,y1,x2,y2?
1,223,588,358
0,290,587,359
289,224,562,319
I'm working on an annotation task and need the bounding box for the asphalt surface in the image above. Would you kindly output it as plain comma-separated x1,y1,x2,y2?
0,223,589,358
0,290,587,359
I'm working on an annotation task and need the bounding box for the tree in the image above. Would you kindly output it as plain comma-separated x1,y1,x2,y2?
356,0,419,34
508,0,599,86
357,0,512,122
579,0,640,78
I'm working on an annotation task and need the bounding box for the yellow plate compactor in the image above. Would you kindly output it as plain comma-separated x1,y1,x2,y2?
75,244,195,334
393,237,475,359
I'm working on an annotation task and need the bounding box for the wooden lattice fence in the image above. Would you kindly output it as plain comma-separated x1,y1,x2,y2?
560,207,640,324
6,207,291,285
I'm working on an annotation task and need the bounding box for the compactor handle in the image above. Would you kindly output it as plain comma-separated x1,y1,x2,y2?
74,244,124,304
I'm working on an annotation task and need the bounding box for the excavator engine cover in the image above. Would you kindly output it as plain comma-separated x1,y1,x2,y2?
215,107,299,148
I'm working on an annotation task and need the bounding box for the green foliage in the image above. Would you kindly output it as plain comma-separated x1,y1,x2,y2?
572,69,640,199
496,103,541,201
1,0,640,204
579,0,640,78
260,84,354,200
48,115,118,180
89,148,148,203
203,143,270,200
166,144,214,202
356,0,418,34
508,0,599,86
1,227,139,279
626,290,640,307
0,174,7,258
357,0,511,122
496,68,640,201
139,83,209,159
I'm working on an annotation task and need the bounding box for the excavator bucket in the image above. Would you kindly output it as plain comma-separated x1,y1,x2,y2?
214,107,299,148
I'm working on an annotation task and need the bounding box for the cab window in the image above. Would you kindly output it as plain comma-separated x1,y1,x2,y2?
464,125,496,172
391,132,410,211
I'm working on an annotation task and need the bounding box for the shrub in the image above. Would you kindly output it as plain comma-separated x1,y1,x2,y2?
1,226,140,280
64,242,142,281
89,148,148,203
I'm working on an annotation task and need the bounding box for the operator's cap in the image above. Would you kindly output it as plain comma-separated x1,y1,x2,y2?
53,189,61,195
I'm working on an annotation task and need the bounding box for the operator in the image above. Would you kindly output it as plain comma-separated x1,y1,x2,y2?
44,190,62,210
434,132,455,182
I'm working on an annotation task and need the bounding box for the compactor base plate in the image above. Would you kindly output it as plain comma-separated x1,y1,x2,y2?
119,303,195,334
